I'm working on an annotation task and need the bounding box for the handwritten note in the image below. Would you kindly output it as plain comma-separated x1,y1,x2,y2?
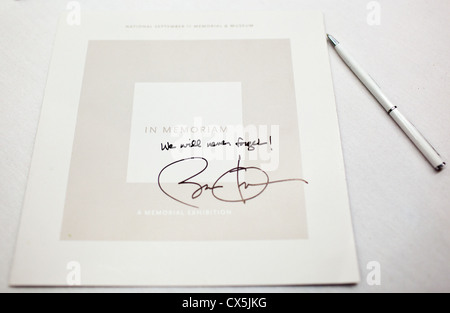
161,136,272,152
158,156,308,209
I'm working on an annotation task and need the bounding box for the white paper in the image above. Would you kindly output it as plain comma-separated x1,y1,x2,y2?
10,11,359,286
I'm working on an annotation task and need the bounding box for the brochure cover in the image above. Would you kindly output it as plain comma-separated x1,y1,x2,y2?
10,11,359,286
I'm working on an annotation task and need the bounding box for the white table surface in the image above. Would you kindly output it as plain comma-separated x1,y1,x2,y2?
1,0,449,293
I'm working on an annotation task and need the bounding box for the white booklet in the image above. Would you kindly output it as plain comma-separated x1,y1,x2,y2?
10,11,359,286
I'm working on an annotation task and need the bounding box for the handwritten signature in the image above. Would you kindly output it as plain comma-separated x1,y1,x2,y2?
157,157,308,208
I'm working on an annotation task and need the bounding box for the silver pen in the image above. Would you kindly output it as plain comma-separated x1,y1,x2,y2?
327,34,445,171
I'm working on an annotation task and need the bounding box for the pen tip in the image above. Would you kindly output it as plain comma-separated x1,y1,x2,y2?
327,34,339,47
436,162,446,171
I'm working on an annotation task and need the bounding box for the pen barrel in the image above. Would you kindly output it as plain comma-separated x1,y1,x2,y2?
335,45,394,112
389,109,445,169
333,41,445,170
